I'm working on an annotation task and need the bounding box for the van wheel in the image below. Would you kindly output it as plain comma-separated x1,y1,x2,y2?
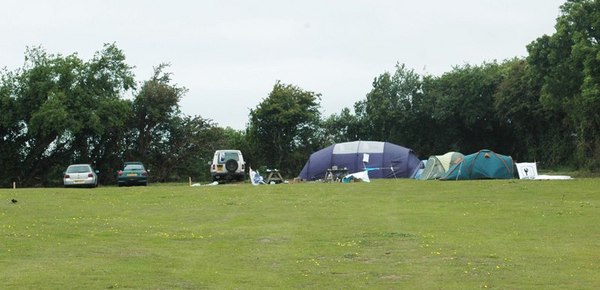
225,159,238,172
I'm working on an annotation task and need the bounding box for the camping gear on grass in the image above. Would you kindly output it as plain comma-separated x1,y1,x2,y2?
418,151,464,180
250,169,266,185
342,170,372,183
440,149,514,180
298,141,421,181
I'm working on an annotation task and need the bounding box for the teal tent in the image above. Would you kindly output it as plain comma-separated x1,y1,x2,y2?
440,149,514,180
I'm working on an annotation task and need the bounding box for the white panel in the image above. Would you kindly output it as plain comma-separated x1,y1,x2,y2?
332,141,359,154
358,141,384,153
333,141,384,154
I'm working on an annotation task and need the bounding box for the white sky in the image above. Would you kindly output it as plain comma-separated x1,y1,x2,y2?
1,0,564,130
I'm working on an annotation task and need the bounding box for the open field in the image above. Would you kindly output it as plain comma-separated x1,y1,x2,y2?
1,179,599,289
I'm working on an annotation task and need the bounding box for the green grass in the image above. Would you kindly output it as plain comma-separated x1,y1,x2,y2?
1,179,599,289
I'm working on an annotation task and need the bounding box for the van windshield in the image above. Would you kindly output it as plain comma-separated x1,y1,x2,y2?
218,152,239,163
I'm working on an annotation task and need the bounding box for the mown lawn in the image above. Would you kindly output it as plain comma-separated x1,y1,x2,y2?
1,179,599,289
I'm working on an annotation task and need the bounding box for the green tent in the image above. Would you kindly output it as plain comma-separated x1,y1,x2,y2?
418,151,464,180
440,149,514,180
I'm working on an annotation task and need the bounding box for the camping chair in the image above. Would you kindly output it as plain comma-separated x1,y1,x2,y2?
249,168,266,185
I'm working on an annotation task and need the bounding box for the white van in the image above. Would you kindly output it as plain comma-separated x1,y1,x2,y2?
210,150,246,182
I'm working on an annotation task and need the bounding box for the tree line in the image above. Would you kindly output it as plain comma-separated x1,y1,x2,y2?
1,0,599,186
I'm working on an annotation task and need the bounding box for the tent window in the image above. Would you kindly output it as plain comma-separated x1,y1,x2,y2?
333,141,384,154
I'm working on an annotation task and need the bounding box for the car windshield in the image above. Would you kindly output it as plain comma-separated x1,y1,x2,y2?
218,152,239,163
66,165,91,173
124,164,144,171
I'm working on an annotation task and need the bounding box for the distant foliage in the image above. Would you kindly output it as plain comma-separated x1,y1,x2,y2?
246,81,322,177
2,1,599,186
527,0,600,169
324,0,600,171
0,45,228,186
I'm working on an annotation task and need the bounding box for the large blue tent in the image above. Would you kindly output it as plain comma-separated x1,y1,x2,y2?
298,141,421,180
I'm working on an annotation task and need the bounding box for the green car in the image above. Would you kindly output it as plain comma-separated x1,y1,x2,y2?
117,162,149,186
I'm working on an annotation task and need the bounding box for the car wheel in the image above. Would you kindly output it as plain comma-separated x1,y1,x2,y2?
225,159,238,172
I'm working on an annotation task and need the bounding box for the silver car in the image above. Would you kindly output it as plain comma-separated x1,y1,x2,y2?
63,164,98,188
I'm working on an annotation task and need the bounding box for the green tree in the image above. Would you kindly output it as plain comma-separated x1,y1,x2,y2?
0,69,25,186
246,81,322,176
3,45,135,186
355,63,422,146
527,0,600,169
1,44,253,186
149,115,222,182
320,107,363,144
0,44,135,186
422,63,507,154
492,58,553,163
130,63,187,181
70,44,135,183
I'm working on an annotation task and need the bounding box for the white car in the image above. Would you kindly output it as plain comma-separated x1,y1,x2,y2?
63,164,98,188
210,150,246,182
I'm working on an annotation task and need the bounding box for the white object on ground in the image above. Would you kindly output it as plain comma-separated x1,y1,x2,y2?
250,170,266,185
343,170,371,183
516,162,572,180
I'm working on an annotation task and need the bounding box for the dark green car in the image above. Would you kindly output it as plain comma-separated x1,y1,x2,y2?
117,162,149,186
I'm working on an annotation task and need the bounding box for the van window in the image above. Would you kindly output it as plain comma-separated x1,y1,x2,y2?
218,152,239,164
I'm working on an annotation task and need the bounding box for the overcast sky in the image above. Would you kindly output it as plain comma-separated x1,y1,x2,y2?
2,0,565,129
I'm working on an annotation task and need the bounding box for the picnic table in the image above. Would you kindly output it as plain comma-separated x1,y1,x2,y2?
265,169,284,184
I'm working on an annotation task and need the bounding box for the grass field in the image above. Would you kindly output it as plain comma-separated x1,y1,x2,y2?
1,179,599,289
